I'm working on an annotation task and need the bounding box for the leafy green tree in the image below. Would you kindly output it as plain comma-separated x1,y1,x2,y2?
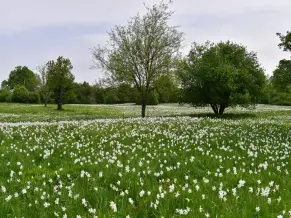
6,66,40,91
12,85,29,103
272,59,291,92
180,41,266,114
46,56,75,110
74,82,95,104
154,75,179,103
277,31,291,52
91,1,183,117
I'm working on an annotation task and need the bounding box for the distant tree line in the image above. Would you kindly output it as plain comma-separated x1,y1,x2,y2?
0,68,180,106
0,1,290,116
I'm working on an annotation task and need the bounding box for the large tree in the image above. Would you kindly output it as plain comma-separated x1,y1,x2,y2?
46,56,75,110
180,41,266,114
6,66,40,91
91,1,183,117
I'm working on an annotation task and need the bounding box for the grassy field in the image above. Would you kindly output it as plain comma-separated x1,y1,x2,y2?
1,103,291,217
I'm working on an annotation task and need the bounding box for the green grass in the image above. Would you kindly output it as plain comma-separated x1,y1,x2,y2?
0,103,291,217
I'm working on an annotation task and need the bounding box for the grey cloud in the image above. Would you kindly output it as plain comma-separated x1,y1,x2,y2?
0,0,290,83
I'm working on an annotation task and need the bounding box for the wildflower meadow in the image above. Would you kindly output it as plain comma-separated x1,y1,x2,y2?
0,104,291,217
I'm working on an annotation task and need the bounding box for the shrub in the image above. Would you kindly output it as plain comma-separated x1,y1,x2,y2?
12,85,29,103
0,90,11,102
28,92,40,104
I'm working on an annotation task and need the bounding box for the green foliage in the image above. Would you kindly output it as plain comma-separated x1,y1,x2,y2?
103,87,119,104
180,41,267,114
277,31,291,52
1,80,10,90
135,89,159,105
93,85,105,104
28,92,40,104
6,66,40,91
12,85,29,103
37,64,52,107
117,83,133,103
0,90,11,102
74,82,95,104
46,56,75,110
91,1,183,117
272,59,291,92
154,75,179,103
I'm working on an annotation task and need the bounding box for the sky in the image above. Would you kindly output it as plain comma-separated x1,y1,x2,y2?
0,0,290,84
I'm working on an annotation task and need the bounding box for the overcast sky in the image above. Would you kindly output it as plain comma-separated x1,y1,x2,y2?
0,0,290,84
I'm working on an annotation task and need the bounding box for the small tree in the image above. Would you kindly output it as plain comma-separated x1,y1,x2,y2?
180,41,266,114
37,64,51,107
91,1,183,117
46,56,75,110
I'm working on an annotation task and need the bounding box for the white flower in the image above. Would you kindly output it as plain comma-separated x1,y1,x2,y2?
1,186,6,193
255,207,260,212
110,201,117,212
88,208,96,214
129,198,134,205
44,202,50,208
5,195,12,201
139,190,145,197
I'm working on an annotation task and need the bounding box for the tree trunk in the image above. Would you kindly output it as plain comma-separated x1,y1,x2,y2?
219,105,226,115
44,94,48,107
57,88,63,110
210,104,218,115
141,97,147,118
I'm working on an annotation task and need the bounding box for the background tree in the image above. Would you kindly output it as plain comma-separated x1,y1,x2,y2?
46,56,75,110
277,31,291,52
180,41,266,114
117,83,134,103
37,64,51,107
1,80,10,90
91,1,183,117
6,66,40,91
74,82,95,104
272,59,291,92
154,74,179,103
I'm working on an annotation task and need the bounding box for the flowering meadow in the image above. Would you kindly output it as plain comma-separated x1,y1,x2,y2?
1,104,291,217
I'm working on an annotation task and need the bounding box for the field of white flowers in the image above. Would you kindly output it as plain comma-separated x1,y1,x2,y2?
1,104,291,217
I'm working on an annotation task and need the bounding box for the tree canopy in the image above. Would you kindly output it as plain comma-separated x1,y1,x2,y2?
91,1,183,117
5,66,40,91
277,31,291,52
180,41,267,114
46,56,75,110
272,59,291,92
